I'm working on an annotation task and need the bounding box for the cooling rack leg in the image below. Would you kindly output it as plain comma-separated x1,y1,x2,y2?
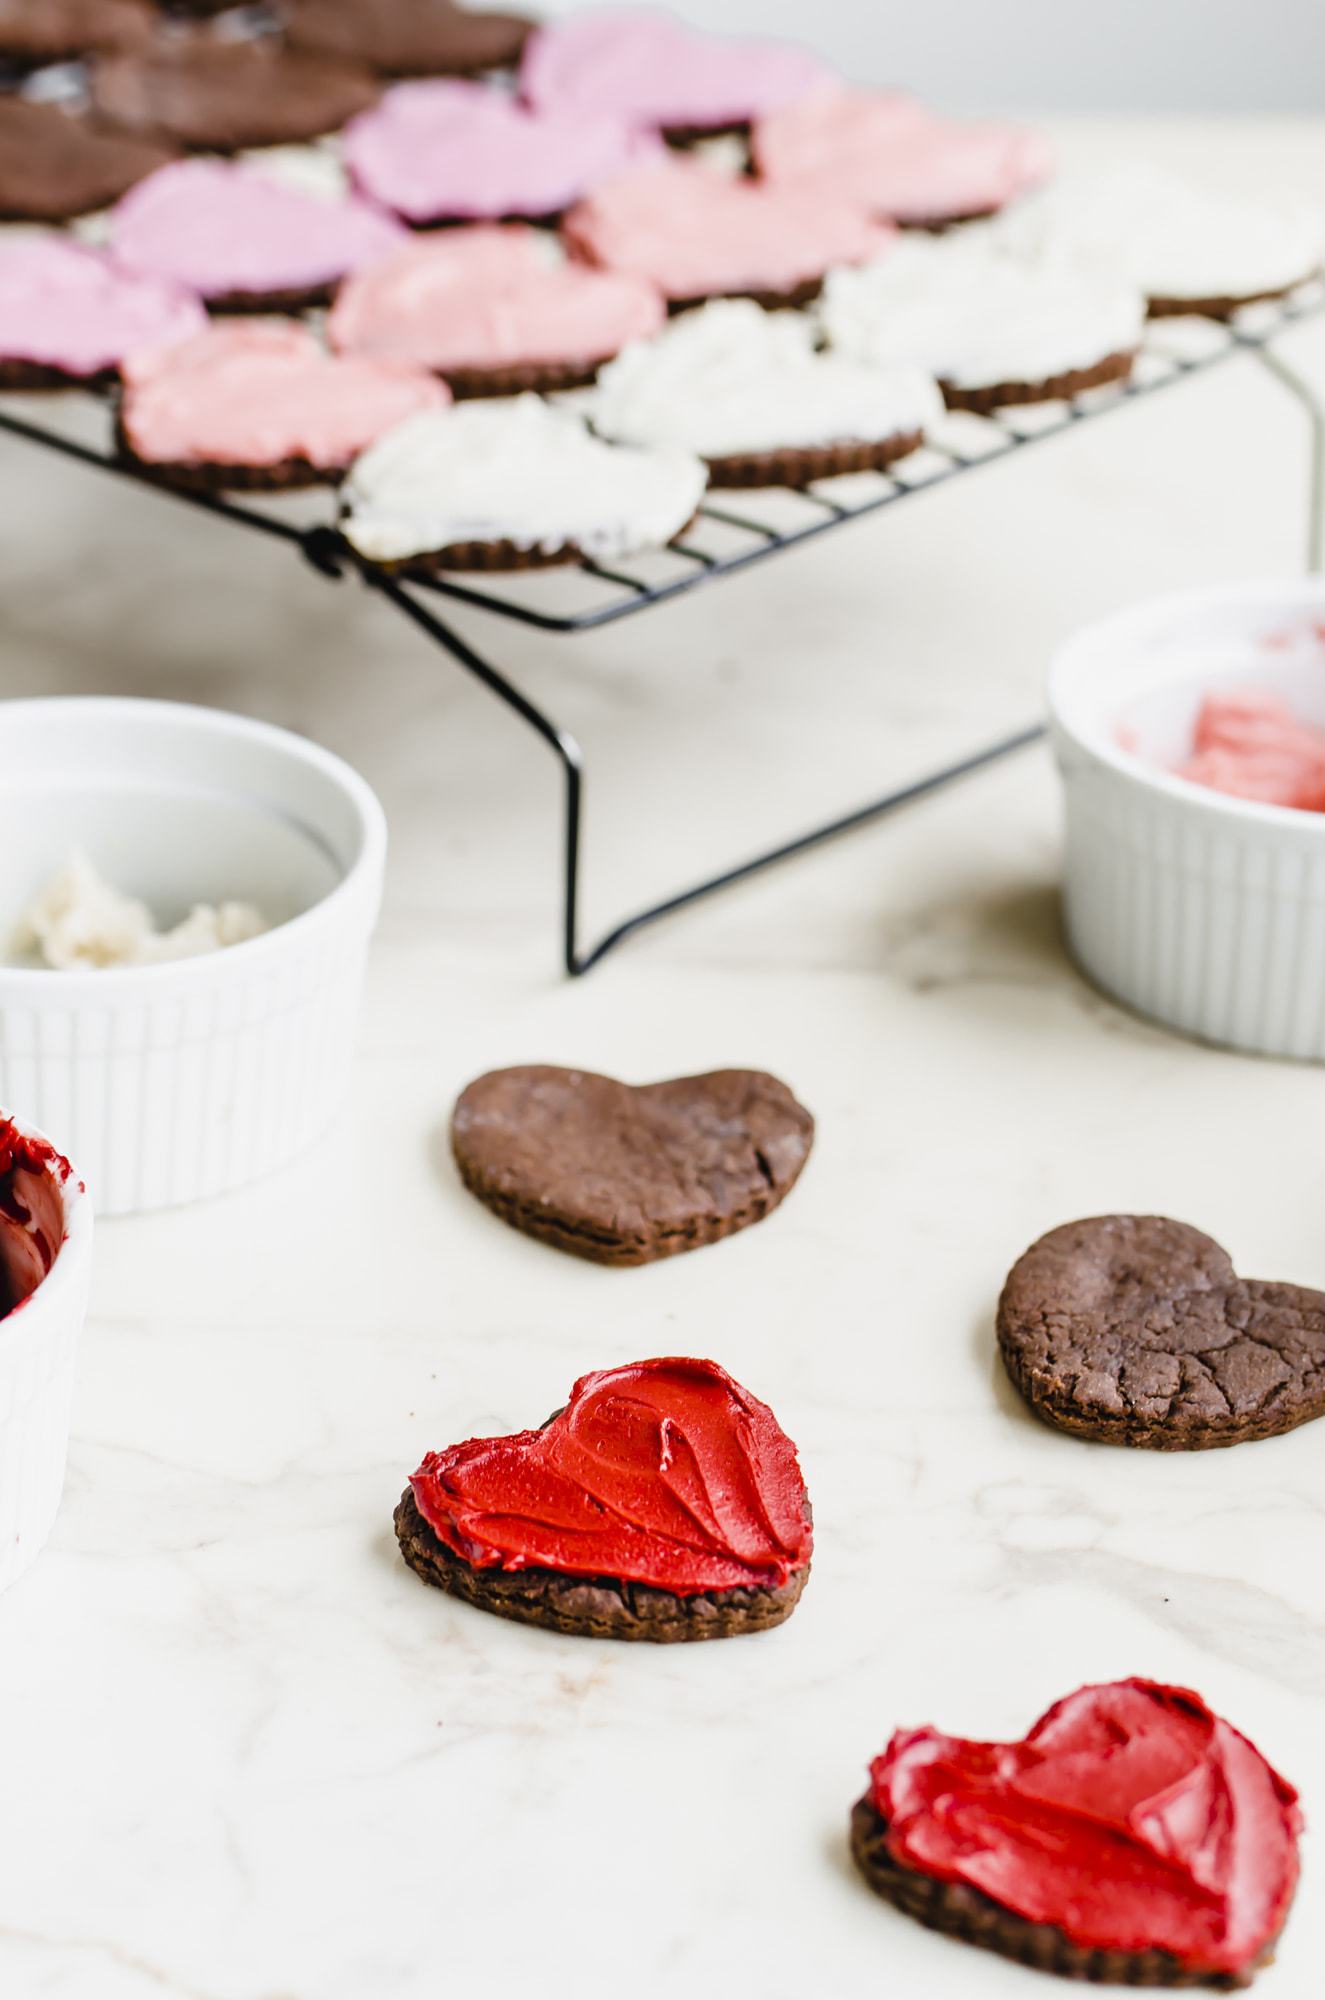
363,573,1042,976
1248,344,1325,572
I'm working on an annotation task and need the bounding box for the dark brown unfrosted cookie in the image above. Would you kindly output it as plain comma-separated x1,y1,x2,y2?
451,1065,814,1264
998,1215,1325,1449
394,1485,808,1641
0,0,150,67
0,98,175,221
280,0,533,77
849,1797,1265,1990
89,32,379,150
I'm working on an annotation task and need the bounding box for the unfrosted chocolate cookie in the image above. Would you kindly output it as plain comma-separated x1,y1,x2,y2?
0,0,150,68
395,1484,809,1641
450,1064,814,1264
998,1215,1325,1449
0,98,174,220
89,32,379,150
280,0,533,77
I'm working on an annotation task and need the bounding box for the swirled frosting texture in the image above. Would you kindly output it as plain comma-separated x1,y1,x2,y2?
564,157,892,302
870,1679,1301,1978
110,158,406,301
409,1357,812,1593
341,395,705,561
594,300,941,457
754,90,1051,224
520,8,834,131
820,235,1144,390
343,78,651,221
120,322,447,469
328,224,663,370
0,237,204,375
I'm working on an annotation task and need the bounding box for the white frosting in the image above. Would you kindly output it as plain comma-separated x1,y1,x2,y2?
341,395,707,562
819,234,1146,389
591,299,942,457
992,167,1323,304
16,852,267,970
236,142,352,204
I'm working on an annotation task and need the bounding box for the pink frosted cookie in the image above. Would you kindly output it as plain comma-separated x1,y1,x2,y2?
754,90,1052,227
520,7,834,140
328,225,664,393
563,157,893,308
0,236,204,388
1176,692,1325,810
118,321,448,488
342,77,651,224
109,157,407,310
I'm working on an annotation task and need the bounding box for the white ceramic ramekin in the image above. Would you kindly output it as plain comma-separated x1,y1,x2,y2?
0,1114,91,1595
1050,579,1325,1060
0,699,387,1212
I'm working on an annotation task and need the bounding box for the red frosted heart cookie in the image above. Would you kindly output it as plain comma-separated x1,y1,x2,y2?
395,1356,813,1641
851,1679,1301,1987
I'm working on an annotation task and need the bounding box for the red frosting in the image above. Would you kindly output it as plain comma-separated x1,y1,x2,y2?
0,1119,71,1319
410,1356,811,1594
870,1679,1301,1977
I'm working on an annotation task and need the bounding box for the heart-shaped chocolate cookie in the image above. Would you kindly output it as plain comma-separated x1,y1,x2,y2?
395,1356,813,1641
851,1678,1301,1987
450,1065,814,1265
998,1215,1325,1449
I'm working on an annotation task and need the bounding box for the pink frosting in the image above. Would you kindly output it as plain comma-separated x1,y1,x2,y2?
328,224,664,370
520,7,835,130
120,322,448,469
109,159,407,302
564,158,894,301
0,236,204,378
1175,692,1325,810
342,78,654,223
755,90,1053,223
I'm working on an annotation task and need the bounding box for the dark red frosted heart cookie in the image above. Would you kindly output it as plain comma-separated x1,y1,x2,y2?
394,1356,813,1641
851,1679,1301,1988
998,1215,1325,1449
450,1064,814,1265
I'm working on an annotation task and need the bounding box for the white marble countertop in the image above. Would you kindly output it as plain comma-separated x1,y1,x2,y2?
0,117,1323,2000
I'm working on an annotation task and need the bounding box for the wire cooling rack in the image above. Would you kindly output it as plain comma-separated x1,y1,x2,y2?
2,288,1322,972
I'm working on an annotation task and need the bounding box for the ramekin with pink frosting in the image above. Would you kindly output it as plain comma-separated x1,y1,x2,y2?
0,1112,92,1596
0,236,205,390
117,321,448,489
1051,579,1325,1060
327,224,665,395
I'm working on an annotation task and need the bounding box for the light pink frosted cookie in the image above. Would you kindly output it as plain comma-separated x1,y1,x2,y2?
563,158,893,307
754,90,1052,226
109,157,407,309
118,321,448,488
342,77,652,223
328,224,664,392
520,7,834,138
0,236,204,387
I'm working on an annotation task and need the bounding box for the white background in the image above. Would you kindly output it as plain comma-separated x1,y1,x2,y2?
527,0,1325,112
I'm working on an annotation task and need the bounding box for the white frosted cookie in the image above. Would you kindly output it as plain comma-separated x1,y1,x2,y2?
819,234,1145,407
993,167,1322,315
591,299,941,484
340,394,708,569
